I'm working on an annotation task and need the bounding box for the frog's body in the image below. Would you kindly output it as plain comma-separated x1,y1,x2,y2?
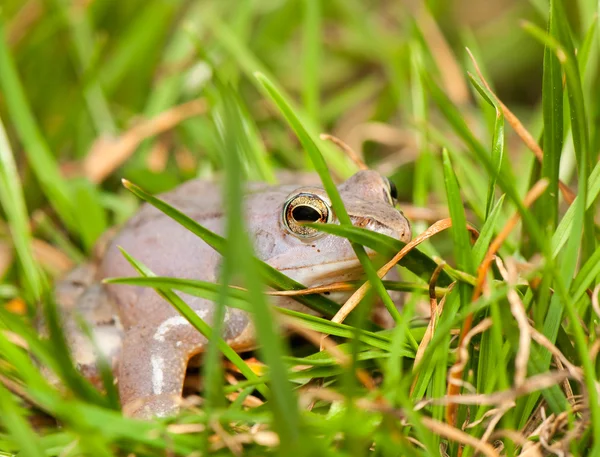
52,171,411,418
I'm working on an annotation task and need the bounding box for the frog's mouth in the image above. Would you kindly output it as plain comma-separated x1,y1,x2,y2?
278,254,381,288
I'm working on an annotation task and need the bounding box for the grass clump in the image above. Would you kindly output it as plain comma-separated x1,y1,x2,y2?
1,0,600,455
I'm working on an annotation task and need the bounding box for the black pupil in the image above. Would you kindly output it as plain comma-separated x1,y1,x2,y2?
387,178,398,200
292,205,322,223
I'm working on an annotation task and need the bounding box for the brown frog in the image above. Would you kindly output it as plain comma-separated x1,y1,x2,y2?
51,170,411,418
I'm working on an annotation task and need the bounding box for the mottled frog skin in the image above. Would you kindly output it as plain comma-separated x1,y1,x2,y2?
51,171,411,418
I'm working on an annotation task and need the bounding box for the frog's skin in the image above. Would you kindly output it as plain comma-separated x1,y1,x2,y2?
52,170,411,418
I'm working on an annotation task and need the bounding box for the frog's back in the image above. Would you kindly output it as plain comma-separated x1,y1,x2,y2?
101,179,226,328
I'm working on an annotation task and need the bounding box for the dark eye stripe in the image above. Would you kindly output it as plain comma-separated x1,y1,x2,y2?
386,177,398,200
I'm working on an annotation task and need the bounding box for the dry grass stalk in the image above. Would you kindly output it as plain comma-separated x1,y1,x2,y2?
268,281,355,296
479,402,515,446
417,10,470,105
447,318,493,393
6,0,43,47
301,387,500,457
447,179,549,424
491,430,542,456
331,218,455,326
592,284,600,320
266,280,445,298
466,48,576,204
0,374,37,407
419,371,570,408
499,258,532,388
527,327,582,380
211,419,243,456
209,429,279,452
167,423,206,434
398,204,451,222
84,99,206,183
320,133,369,170
412,263,450,373
32,238,74,275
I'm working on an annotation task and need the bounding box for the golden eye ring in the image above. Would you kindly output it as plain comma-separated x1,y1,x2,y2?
282,193,332,238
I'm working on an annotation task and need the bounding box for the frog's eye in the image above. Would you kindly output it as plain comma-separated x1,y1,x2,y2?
282,193,332,238
385,177,398,203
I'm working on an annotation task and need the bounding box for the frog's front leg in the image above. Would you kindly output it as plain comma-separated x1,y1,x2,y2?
118,305,256,419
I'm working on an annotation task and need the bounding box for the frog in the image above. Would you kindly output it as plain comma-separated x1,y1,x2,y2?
50,170,411,418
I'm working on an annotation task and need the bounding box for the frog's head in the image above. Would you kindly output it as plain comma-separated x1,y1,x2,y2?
246,170,411,291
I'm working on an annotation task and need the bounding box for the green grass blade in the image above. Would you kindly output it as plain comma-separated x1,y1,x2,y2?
472,195,505,265
204,17,353,175
255,72,402,324
302,0,321,123
0,384,45,457
442,149,474,276
523,15,600,443
466,73,505,218
218,83,300,447
552,159,600,255
122,179,342,317
0,21,75,231
116,248,269,398
71,179,108,253
570,244,600,302
51,0,117,135
310,223,453,286
99,1,176,93
539,2,564,232
105,276,401,353
0,116,43,300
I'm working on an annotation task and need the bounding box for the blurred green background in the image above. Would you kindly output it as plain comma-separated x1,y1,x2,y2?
0,0,558,190
1,0,579,277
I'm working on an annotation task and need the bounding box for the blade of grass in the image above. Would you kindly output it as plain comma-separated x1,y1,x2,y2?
0,383,45,457
0,21,75,232
442,149,475,277
523,15,600,443
523,17,593,267
538,1,563,233
217,83,301,447
104,276,400,352
310,223,453,286
466,73,505,219
115,248,268,398
122,179,343,318
442,149,475,426
552,159,600,255
201,81,272,422
302,0,321,123
203,17,353,175
71,179,108,253
51,0,117,135
0,116,43,300
255,72,402,325
472,195,505,264
570,244,600,303
98,1,176,93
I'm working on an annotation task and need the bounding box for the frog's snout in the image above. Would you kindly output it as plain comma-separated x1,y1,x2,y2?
351,212,412,244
